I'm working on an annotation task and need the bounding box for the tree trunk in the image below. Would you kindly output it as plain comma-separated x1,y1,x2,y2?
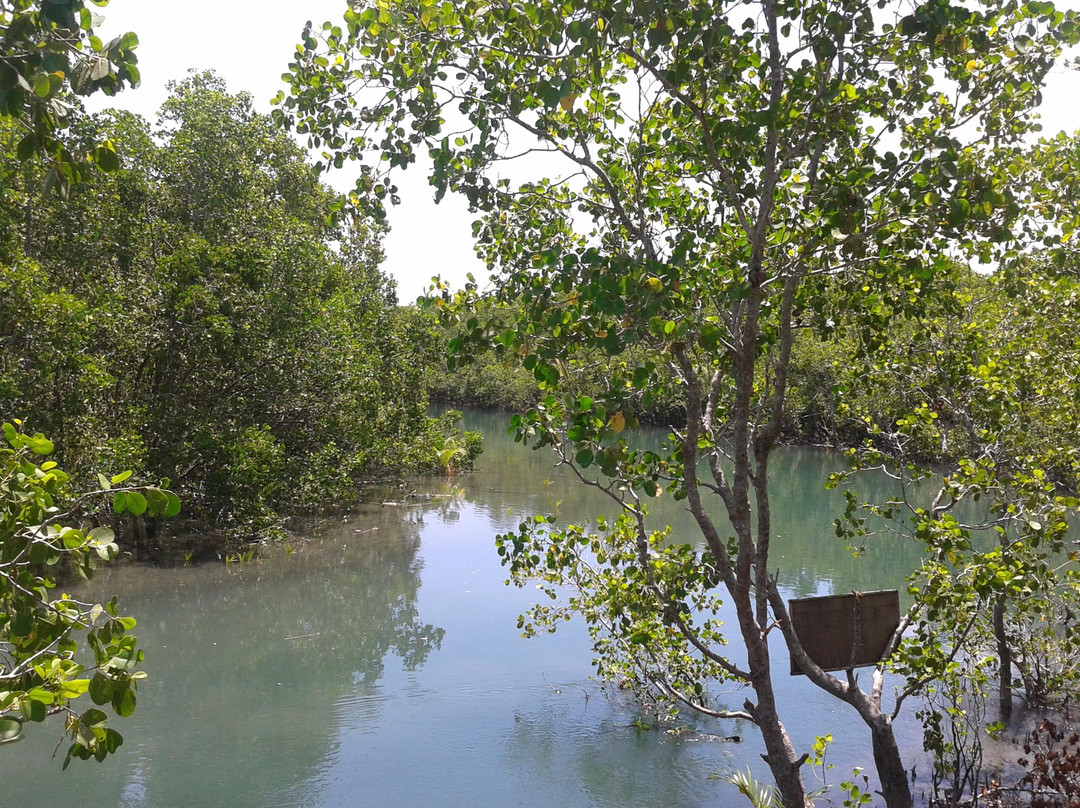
740,609,812,808
750,667,813,808
758,708,813,808
871,715,914,808
993,599,1013,716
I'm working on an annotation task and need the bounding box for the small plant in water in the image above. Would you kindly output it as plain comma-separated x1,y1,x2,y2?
803,733,868,807
714,767,783,808
839,768,873,808
436,438,468,474
431,410,483,475
224,549,257,565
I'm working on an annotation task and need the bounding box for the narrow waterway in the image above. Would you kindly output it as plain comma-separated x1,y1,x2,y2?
2,409,983,807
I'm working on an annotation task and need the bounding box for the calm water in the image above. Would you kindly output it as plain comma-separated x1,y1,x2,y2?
4,409,944,807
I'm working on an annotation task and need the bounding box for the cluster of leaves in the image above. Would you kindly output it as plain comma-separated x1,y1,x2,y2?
915,660,999,807
423,294,688,423
426,261,1079,456
832,259,1080,649
498,510,735,721
0,0,139,190
1015,720,1080,808
0,71,445,544
825,238,1080,804
981,719,1080,808
1,420,176,765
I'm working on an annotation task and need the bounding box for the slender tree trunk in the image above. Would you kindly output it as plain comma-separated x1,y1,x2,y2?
871,714,914,808
993,598,1013,716
753,686,813,808
726,519,810,807
744,630,813,808
828,674,914,808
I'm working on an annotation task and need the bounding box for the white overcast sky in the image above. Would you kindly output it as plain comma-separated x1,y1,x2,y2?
89,0,1080,303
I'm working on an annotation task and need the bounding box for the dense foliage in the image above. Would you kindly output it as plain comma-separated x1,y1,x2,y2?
0,421,178,764
1,72,452,543
0,0,139,188
425,297,689,423
279,2,1080,807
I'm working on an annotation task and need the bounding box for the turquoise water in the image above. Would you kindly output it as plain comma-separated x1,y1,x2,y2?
2,409,942,807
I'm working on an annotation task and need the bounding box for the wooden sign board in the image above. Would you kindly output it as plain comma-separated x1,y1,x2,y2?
788,590,900,675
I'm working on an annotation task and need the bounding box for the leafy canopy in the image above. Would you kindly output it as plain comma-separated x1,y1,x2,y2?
0,0,140,188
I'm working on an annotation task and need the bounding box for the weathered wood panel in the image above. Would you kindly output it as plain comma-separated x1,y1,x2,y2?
789,590,900,675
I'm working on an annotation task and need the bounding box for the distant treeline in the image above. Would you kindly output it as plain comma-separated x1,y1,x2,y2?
425,264,1080,489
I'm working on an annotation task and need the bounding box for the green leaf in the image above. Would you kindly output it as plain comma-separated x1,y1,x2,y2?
88,672,114,706
16,135,38,162
26,433,54,455
163,491,181,518
110,470,132,485
94,542,117,561
94,143,120,173
112,687,136,717
104,727,123,753
22,699,47,723
125,491,147,516
145,488,168,516
87,526,115,545
0,716,23,743
59,678,91,699
62,528,86,550
81,708,108,727
33,72,53,98
26,687,55,705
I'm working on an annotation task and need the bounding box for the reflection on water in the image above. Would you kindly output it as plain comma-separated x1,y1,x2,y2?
3,408,956,807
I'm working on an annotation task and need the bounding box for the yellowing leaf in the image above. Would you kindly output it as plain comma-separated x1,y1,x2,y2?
559,93,578,112
610,412,626,433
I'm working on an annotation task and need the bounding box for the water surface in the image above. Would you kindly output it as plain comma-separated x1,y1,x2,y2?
3,409,944,807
